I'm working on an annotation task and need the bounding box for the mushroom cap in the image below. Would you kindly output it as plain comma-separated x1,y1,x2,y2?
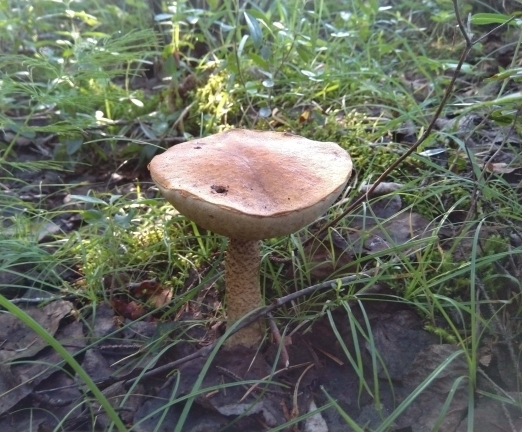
149,129,352,240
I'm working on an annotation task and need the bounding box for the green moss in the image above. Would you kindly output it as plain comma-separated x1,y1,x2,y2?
291,111,419,177
423,324,458,344
77,216,206,291
188,71,240,134
482,233,509,256
423,233,509,300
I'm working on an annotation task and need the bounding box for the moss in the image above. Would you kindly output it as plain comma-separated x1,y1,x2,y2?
482,233,509,256
423,324,458,344
160,69,243,135
286,110,420,178
188,71,241,134
77,216,206,291
421,233,510,300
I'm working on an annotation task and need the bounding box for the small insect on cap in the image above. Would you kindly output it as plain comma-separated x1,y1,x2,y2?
148,129,352,240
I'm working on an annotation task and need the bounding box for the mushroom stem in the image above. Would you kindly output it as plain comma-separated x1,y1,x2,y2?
224,238,265,348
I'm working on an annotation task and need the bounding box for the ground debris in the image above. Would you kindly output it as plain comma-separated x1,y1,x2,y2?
395,344,469,432
0,318,85,423
372,309,438,381
456,391,522,432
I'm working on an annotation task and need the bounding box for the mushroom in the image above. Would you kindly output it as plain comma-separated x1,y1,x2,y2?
148,129,352,348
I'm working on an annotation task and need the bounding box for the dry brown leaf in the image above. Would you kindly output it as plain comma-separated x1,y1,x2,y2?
484,161,521,174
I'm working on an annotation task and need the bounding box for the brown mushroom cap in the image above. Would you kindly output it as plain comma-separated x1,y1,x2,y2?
149,129,352,240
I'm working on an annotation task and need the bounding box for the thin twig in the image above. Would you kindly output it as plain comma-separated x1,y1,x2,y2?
291,363,315,420
238,363,310,402
125,271,372,387
267,312,290,368
216,365,288,397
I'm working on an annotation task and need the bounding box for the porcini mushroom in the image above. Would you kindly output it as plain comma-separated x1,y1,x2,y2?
148,129,352,348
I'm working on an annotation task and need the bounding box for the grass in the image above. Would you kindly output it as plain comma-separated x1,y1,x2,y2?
1,0,522,430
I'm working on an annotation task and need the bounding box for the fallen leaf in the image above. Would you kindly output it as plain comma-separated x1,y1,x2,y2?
0,300,72,362
372,310,438,381
484,161,521,174
150,289,173,309
299,109,311,124
304,399,328,432
455,392,522,432
397,345,469,432
0,320,84,416
93,381,145,429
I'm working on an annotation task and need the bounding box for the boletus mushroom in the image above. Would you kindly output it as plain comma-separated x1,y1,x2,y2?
148,129,352,348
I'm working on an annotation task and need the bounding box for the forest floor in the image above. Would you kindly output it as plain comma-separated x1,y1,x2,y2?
1,0,522,431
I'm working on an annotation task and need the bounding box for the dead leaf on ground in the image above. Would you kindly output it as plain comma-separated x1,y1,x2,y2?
396,344,469,432
133,387,227,432
0,300,72,362
455,392,522,432
0,319,85,416
81,348,114,384
348,211,436,254
30,372,83,431
484,161,522,174
0,406,49,432
80,304,161,383
93,381,145,429
372,310,438,381
89,302,121,338
199,346,287,427
304,399,329,432
490,340,522,392
299,186,410,280
132,347,284,432
109,277,172,319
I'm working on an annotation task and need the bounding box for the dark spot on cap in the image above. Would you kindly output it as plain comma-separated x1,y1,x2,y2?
211,184,228,194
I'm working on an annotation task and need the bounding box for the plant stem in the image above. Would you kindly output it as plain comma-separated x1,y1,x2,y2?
224,238,265,348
